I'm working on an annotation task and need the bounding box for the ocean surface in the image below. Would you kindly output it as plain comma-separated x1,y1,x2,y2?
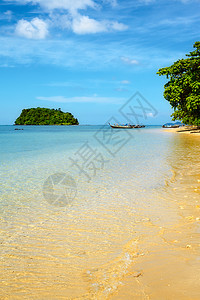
0,125,200,299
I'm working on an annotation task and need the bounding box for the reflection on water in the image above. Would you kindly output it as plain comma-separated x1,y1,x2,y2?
0,126,200,299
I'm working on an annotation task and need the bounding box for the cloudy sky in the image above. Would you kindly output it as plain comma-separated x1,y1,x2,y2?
0,0,200,124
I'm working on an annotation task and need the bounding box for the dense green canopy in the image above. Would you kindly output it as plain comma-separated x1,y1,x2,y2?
15,107,79,125
157,42,200,126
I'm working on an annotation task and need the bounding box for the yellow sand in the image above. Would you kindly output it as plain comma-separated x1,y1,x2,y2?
163,126,200,136
113,129,200,300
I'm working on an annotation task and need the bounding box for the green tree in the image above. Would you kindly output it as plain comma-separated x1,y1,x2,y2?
157,42,200,126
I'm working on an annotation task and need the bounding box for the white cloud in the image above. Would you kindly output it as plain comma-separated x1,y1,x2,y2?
15,17,48,39
0,10,13,21
121,56,139,65
0,35,183,70
39,0,98,11
0,63,14,68
159,16,197,26
120,80,131,84
111,21,128,31
146,112,154,117
115,87,128,92
37,95,124,103
3,0,128,35
71,14,127,34
5,0,97,11
48,13,72,30
72,15,107,34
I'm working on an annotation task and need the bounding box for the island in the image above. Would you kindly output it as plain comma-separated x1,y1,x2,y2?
15,107,79,125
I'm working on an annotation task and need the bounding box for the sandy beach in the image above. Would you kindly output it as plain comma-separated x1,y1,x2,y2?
114,128,200,299
163,126,200,136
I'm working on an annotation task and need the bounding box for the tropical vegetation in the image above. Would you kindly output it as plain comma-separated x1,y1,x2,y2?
15,107,79,125
157,41,200,126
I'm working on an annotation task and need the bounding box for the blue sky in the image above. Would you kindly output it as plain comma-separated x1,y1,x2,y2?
0,0,200,125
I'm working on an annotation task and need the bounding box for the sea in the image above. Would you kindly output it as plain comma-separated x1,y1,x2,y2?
0,125,200,299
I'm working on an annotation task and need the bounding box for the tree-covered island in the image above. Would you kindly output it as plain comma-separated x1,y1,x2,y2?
15,107,79,125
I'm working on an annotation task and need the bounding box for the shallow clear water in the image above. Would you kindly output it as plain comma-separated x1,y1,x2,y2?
0,125,200,299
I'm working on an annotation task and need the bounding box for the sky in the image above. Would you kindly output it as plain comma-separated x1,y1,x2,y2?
0,0,200,125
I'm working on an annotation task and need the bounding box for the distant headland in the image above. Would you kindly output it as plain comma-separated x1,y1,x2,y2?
14,108,79,125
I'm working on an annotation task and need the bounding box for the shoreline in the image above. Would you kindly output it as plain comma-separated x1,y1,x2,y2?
163,126,200,136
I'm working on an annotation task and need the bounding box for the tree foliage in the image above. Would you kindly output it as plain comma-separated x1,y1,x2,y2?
15,107,79,125
157,42,200,126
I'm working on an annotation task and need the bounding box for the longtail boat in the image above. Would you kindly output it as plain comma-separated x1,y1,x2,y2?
109,123,145,129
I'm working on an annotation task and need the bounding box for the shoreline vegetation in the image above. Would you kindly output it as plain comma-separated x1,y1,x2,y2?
14,107,79,126
157,42,200,127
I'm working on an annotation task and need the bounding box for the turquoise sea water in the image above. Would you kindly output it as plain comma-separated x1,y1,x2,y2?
1,125,199,298
0,125,171,212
